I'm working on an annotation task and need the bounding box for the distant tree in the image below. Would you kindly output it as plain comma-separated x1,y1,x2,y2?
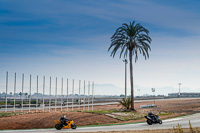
120,94,125,97
108,21,151,110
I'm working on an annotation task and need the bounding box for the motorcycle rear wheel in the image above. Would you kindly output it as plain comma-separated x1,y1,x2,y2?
147,120,152,125
55,124,62,130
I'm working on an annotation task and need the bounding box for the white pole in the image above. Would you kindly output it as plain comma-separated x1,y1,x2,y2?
151,88,155,105
178,83,181,98
14,73,16,112
36,75,38,112
43,76,45,112
72,79,74,111
49,77,51,112
79,80,81,111
5,72,8,112
55,77,57,112
88,81,90,111
123,59,128,99
67,79,68,112
29,75,31,112
21,74,24,112
61,78,63,111
92,81,94,111
84,80,85,111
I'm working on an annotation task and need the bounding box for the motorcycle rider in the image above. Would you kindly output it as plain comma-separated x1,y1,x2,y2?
148,112,158,121
60,115,67,126
148,111,154,118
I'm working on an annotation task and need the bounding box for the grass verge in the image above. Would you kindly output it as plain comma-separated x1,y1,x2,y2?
82,110,121,114
0,112,25,117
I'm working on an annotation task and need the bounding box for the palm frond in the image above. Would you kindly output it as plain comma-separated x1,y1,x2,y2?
108,20,151,61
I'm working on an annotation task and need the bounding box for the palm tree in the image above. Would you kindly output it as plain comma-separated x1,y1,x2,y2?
108,21,151,110
118,98,131,110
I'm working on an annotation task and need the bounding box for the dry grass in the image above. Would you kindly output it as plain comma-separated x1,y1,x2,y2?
84,129,174,133
173,121,200,133
85,128,200,133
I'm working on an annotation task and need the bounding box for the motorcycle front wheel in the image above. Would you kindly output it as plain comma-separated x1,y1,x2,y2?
71,124,77,129
158,119,162,124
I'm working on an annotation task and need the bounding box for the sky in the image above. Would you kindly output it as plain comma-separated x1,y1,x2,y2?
0,0,200,96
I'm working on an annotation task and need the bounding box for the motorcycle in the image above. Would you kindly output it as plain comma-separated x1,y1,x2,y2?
54,119,77,130
144,114,162,125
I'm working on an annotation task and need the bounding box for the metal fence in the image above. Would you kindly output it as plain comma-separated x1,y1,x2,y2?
0,72,94,112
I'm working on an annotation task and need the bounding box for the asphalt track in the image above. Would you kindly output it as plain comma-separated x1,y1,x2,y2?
0,113,200,133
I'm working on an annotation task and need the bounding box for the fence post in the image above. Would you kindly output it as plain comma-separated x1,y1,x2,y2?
55,77,57,112
43,76,45,112
72,79,74,111
92,81,94,111
67,79,68,112
84,80,85,111
88,81,90,111
29,75,31,112
61,78,63,111
49,77,51,112
36,75,38,112
21,74,24,112
14,73,16,112
79,80,81,111
5,72,8,112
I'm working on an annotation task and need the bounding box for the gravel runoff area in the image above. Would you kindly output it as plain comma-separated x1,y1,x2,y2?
0,98,200,130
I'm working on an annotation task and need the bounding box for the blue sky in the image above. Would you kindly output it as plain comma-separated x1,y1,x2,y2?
0,0,200,95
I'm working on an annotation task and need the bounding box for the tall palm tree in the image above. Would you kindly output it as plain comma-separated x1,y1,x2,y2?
108,21,151,110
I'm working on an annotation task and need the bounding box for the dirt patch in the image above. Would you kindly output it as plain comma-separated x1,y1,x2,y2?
0,98,200,130
0,112,119,130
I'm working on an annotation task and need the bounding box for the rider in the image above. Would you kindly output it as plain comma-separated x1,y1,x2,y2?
148,111,153,117
60,115,67,126
148,112,157,121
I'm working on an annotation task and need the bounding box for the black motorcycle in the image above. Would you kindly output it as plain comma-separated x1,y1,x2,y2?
144,114,162,125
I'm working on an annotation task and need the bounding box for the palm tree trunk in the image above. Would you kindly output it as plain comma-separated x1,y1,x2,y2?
129,50,134,110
